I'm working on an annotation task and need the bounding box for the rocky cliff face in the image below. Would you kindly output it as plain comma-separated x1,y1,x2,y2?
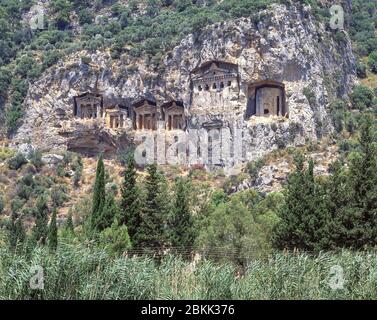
13,3,356,168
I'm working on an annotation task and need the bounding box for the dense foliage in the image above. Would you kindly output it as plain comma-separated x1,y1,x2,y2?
274,115,377,251
0,0,375,134
1,0,377,299
1,243,377,299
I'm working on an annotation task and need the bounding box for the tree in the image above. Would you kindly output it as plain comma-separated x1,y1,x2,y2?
273,155,329,251
350,85,374,110
137,164,169,251
346,115,377,248
72,155,83,188
324,160,353,249
196,190,274,266
368,50,377,74
32,196,49,245
99,218,131,256
120,155,141,242
356,61,367,78
169,178,195,251
8,197,26,250
65,208,74,233
96,193,118,231
91,155,106,231
48,208,58,251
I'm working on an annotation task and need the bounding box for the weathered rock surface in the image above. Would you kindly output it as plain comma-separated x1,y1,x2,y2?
235,145,339,194
41,154,63,166
13,4,356,165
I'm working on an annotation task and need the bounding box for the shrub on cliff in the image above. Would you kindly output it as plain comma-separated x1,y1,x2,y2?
368,51,377,74
7,153,27,170
350,85,374,110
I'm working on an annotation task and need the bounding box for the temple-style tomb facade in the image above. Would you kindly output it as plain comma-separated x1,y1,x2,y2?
132,99,159,131
161,101,185,131
191,60,239,114
71,60,290,168
105,106,128,129
73,92,103,119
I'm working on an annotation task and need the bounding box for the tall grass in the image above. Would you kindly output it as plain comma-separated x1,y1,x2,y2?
1,243,377,299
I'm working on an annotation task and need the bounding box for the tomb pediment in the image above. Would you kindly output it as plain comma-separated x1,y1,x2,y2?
191,60,238,82
202,119,223,129
74,92,102,101
161,101,184,112
132,98,157,109
73,92,103,118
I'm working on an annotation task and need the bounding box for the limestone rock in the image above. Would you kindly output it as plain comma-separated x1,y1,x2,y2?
41,154,64,166
13,4,356,166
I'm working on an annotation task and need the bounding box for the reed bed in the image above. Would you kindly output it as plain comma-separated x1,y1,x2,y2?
1,243,377,299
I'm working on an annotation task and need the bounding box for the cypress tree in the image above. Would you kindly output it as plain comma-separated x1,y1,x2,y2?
273,155,327,251
169,178,195,251
120,155,141,241
9,198,26,251
347,114,377,247
32,196,49,245
138,164,169,251
66,208,74,233
48,208,58,251
324,160,353,249
91,154,106,231
96,194,118,231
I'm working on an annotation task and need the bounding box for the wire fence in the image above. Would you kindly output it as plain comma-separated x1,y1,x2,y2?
119,245,374,261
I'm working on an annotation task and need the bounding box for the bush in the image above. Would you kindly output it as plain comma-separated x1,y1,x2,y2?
303,86,316,107
71,155,83,187
56,163,66,177
42,51,62,69
246,158,265,182
81,56,92,64
350,85,374,110
16,173,35,200
5,104,23,136
0,147,15,161
50,185,69,207
338,139,359,154
329,100,346,133
28,149,43,170
356,61,367,78
7,153,27,170
368,51,377,74
98,220,131,256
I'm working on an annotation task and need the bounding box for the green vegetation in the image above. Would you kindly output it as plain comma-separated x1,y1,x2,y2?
1,244,377,299
274,115,377,251
168,177,195,251
48,208,58,251
31,196,49,245
120,155,141,242
1,114,377,297
1,0,377,299
90,155,110,232
368,51,377,74
350,85,375,110
137,164,170,251
0,146,15,161
7,153,27,170
1,0,375,134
